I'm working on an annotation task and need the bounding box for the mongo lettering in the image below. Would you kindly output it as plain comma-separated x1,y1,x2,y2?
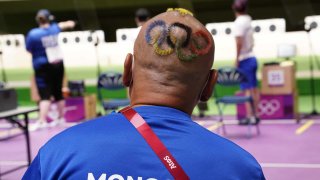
87,173,157,180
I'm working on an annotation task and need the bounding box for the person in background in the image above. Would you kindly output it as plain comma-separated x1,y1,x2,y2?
135,8,151,27
123,8,151,99
233,0,260,124
26,9,75,131
23,9,264,179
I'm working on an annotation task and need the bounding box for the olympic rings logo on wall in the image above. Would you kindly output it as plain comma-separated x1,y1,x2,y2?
258,99,281,116
145,20,212,61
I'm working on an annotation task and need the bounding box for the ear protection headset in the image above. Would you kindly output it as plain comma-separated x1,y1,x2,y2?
35,9,55,23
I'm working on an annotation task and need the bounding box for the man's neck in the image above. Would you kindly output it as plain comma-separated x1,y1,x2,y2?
236,12,247,17
39,23,50,28
129,87,197,115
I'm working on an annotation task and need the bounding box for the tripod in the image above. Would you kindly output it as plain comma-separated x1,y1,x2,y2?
91,31,101,78
306,29,320,116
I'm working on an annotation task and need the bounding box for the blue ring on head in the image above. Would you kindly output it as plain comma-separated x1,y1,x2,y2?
145,20,167,45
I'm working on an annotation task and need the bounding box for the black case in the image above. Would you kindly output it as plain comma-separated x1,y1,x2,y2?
0,88,18,112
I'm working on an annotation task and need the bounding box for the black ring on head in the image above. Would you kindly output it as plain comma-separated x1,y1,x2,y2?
167,22,192,48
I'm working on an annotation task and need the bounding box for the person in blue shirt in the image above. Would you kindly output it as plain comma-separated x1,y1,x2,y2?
23,8,265,180
26,9,75,131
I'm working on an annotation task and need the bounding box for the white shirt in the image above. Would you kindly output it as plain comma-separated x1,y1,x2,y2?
234,15,255,61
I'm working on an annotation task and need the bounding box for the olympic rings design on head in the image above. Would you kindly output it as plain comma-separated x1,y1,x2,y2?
145,20,212,61
167,22,192,48
190,30,212,56
258,99,281,116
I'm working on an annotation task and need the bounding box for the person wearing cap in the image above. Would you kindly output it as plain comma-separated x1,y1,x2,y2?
23,9,265,179
135,8,151,27
232,0,260,124
26,9,75,131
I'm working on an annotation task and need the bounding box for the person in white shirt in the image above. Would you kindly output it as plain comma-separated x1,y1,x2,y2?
233,0,259,124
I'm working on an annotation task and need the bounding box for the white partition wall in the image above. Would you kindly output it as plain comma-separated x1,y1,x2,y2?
205,22,234,37
251,18,286,34
100,42,133,66
205,22,236,61
252,18,286,59
113,27,139,61
1,16,319,70
206,18,289,60
116,27,140,43
305,15,320,31
0,31,109,69
0,34,32,69
58,30,106,67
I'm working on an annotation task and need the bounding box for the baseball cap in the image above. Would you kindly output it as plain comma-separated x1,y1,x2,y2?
135,8,150,21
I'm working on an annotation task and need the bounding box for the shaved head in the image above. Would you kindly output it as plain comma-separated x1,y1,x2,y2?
123,9,217,114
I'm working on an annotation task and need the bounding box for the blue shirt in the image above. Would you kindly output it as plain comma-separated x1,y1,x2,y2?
23,106,265,180
26,23,61,69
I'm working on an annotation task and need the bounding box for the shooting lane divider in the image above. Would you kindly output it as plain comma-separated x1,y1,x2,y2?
295,120,314,135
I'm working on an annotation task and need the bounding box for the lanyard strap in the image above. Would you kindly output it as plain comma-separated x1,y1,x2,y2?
119,107,189,180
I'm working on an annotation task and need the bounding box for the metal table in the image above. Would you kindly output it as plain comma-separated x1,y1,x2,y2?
0,107,38,176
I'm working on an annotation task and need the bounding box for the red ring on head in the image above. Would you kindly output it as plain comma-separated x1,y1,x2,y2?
190,30,212,56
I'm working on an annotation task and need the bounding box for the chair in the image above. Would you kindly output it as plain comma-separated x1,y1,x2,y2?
68,80,85,97
97,72,130,114
0,81,5,89
214,67,260,138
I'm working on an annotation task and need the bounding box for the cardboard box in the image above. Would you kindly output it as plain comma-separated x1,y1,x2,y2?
84,94,97,120
64,97,85,122
261,62,296,95
236,91,299,120
0,88,18,112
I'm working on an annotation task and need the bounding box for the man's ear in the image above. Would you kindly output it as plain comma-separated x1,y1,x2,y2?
123,53,133,87
200,69,218,102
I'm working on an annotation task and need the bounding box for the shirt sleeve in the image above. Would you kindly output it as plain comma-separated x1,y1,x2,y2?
234,18,247,37
22,153,41,180
25,32,33,52
51,22,61,33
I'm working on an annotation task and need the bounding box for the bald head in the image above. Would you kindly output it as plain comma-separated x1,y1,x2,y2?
123,9,217,114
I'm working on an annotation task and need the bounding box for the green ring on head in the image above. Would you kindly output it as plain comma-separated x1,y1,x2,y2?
175,41,198,61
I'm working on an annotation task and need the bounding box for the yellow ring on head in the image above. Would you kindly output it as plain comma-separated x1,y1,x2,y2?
154,43,174,56
150,33,161,45
166,8,193,16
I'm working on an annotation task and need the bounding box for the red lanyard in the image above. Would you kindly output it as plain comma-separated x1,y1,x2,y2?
119,107,189,180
